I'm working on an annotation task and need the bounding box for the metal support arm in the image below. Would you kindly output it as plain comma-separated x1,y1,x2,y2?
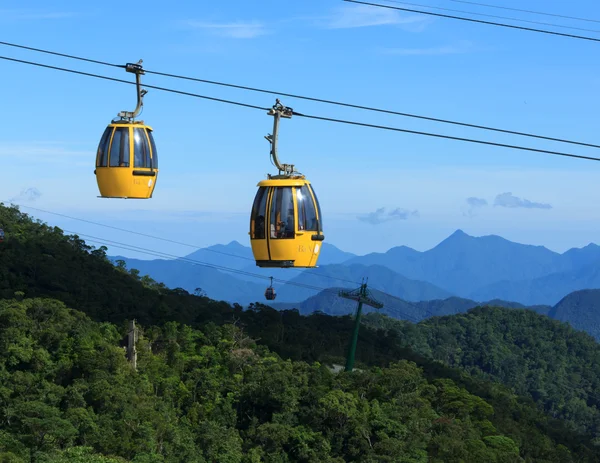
118,60,147,121
265,99,295,176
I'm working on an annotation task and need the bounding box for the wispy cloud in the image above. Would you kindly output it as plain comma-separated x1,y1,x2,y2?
325,4,429,29
494,192,552,210
358,207,419,225
463,196,488,218
9,187,42,203
0,142,90,162
0,9,77,21
180,20,268,39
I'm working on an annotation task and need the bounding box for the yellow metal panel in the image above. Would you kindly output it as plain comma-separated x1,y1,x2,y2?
257,177,309,188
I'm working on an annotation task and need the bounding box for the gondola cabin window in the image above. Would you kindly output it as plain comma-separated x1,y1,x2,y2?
309,184,323,231
148,130,158,169
296,185,318,231
250,187,268,239
96,127,112,167
270,187,295,239
109,127,130,167
133,128,152,168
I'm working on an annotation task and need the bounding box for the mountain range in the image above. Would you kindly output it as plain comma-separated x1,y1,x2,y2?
111,229,600,307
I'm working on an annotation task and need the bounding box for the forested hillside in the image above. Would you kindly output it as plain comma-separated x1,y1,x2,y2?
1,203,600,461
3,297,588,462
364,308,600,438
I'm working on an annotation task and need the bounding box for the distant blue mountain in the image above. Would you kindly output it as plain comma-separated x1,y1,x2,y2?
272,263,453,304
109,241,358,305
272,290,551,325
110,231,600,308
344,230,600,304
471,258,600,306
109,255,267,305
182,241,356,284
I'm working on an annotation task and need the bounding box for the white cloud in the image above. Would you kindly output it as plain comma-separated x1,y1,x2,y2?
0,142,90,162
326,4,428,29
9,187,42,203
494,192,552,210
181,20,268,39
463,196,488,218
357,207,419,225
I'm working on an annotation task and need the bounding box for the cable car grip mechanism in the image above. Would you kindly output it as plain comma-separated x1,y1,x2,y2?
117,59,147,121
265,99,297,177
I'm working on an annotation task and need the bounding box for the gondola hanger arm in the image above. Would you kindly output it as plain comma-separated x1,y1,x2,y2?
117,59,147,121
265,99,296,176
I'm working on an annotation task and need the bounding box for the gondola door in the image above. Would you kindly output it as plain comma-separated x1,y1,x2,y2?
294,184,322,267
249,186,271,263
265,186,296,266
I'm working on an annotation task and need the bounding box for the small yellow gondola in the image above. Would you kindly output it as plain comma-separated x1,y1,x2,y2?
249,100,325,268
94,61,158,199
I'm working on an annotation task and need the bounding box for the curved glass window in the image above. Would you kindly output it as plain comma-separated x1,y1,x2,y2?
297,185,318,231
270,187,295,239
133,128,152,168
96,127,112,167
250,187,268,239
109,127,130,167
148,130,158,169
309,184,323,231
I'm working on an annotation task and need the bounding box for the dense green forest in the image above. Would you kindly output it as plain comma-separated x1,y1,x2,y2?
363,308,600,437
1,203,600,461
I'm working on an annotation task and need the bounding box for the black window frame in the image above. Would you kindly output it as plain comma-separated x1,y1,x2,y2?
109,127,131,168
308,184,323,232
250,186,268,240
96,126,113,167
133,128,152,169
269,187,295,240
147,129,158,169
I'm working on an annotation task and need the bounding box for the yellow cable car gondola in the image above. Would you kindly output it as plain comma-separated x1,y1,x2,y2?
249,99,324,268
94,60,158,199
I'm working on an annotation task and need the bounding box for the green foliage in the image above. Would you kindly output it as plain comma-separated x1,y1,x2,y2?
1,204,600,461
0,298,594,462
364,307,600,440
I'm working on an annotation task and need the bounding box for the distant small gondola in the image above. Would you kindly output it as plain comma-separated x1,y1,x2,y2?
265,277,276,301
0,228,4,242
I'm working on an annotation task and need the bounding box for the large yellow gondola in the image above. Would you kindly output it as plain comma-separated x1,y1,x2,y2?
94,61,158,199
249,100,325,268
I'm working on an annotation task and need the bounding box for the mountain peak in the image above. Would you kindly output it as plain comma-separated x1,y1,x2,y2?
450,229,469,238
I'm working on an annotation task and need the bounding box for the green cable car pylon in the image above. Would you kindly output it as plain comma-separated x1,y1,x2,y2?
339,279,383,372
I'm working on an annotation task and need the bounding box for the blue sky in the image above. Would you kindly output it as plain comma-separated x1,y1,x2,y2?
1,0,600,258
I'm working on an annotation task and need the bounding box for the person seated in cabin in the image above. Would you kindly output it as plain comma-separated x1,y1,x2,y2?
255,215,265,238
284,212,295,238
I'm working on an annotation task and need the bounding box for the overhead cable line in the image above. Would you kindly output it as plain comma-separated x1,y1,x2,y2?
0,55,268,112
385,0,600,33
7,202,363,287
450,0,600,24
1,40,599,150
2,55,600,163
3,200,421,320
62,229,421,322
343,0,600,43
65,230,331,292
0,40,123,68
